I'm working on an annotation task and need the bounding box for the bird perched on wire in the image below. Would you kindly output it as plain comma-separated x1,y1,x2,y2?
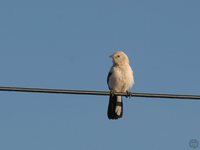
107,51,134,120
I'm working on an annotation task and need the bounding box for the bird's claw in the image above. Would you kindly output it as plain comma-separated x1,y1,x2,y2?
126,91,132,98
110,90,116,97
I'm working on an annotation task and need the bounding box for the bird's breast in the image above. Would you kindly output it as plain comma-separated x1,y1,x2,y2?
109,65,134,92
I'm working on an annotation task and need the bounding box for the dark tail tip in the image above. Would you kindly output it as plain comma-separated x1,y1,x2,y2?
107,95,123,120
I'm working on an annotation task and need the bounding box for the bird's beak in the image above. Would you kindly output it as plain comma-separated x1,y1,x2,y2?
109,54,113,58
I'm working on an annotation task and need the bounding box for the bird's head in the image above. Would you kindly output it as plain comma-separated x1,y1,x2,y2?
110,51,130,65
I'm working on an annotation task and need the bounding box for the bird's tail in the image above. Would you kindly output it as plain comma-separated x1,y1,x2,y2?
107,95,123,119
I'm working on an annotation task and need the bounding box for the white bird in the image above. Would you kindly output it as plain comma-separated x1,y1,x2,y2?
107,51,134,119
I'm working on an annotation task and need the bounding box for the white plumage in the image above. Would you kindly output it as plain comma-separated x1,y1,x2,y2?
107,51,134,119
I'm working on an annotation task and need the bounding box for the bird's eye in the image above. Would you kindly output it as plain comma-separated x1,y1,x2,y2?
117,55,120,58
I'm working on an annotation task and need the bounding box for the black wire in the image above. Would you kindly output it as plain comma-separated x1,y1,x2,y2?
0,86,200,100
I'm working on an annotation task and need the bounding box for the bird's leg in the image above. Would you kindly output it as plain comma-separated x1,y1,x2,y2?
110,90,116,97
126,91,132,98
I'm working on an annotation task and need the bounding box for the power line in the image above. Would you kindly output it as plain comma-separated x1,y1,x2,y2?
0,86,200,100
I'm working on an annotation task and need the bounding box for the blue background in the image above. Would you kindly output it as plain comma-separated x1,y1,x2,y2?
0,0,200,149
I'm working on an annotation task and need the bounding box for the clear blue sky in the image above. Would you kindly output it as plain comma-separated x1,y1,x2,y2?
0,0,200,149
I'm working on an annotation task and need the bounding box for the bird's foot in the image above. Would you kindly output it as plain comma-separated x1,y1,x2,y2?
126,91,132,98
110,90,116,97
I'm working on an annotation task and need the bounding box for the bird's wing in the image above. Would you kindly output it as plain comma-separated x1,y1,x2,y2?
107,68,113,90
